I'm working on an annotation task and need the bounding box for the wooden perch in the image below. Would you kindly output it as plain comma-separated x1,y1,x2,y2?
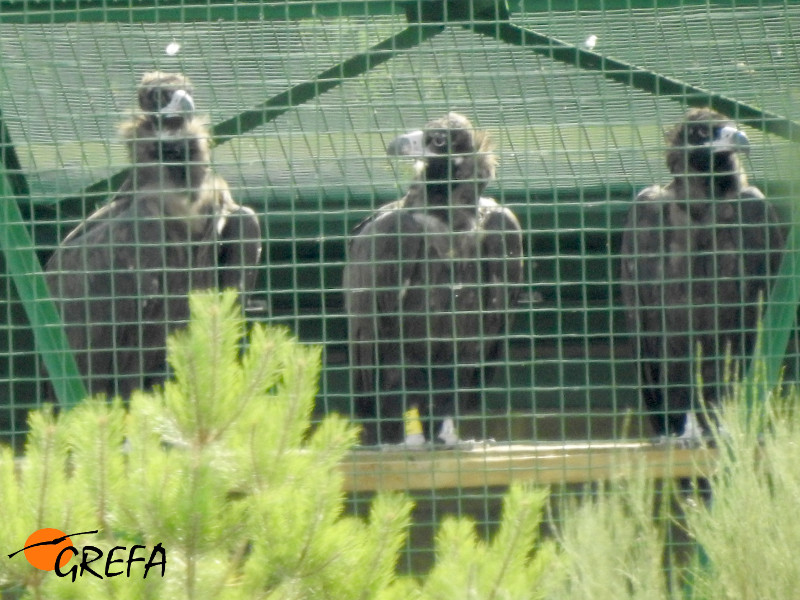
341,441,718,492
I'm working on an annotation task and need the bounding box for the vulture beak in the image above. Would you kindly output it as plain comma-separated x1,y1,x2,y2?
160,89,195,118
710,125,750,155
387,130,426,157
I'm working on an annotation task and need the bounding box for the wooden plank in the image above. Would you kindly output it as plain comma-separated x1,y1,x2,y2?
342,442,717,491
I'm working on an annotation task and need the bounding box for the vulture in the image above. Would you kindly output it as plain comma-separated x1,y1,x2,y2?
343,113,524,445
620,108,784,438
45,71,262,400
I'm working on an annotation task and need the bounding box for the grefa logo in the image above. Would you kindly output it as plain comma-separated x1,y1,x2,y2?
7,528,166,582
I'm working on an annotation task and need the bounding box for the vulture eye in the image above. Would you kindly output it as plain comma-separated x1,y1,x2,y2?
159,90,173,109
149,89,173,111
147,90,163,111
695,126,713,144
430,132,448,149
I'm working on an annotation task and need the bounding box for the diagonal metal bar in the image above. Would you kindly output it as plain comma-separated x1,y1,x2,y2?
212,22,444,142
0,107,30,207
0,169,87,410
4,21,444,411
57,23,444,216
467,19,800,394
469,21,800,143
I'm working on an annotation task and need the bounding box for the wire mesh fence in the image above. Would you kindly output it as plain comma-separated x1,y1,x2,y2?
1,0,799,575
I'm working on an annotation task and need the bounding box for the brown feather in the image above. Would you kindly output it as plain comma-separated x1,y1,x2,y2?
44,72,261,401
344,112,522,445
620,108,784,437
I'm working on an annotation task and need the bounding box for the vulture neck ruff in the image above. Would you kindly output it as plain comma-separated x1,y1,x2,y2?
122,115,210,200
404,152,491,229
669,149,747,215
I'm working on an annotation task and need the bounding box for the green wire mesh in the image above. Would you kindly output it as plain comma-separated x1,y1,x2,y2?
1,0,799,575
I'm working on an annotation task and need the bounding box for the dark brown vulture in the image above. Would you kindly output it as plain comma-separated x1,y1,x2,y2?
343,113,524,446
620,108,784,438
45,71,262,400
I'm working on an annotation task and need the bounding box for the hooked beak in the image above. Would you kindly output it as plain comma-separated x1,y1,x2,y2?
387,130,426,157
711,125,750,155
159,89,195,118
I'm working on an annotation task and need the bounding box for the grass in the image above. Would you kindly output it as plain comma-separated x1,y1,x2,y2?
684,384,800,600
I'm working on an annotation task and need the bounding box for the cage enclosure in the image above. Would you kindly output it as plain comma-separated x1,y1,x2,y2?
1,0,799,574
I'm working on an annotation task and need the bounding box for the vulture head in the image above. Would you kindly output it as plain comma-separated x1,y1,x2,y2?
121,71,209,191
666,108,750,184
387,112,496,206
136,71,196,129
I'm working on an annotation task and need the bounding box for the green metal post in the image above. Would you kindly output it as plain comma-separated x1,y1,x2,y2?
0,159,87,410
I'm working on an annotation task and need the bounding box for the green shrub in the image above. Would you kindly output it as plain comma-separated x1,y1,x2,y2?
685,383,800,600
3,291,800,600
385,485,554,600
545,465,671,600
0,291,412,599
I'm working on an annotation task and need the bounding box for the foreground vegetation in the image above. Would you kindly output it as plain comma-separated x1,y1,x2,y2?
0,291,796,599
